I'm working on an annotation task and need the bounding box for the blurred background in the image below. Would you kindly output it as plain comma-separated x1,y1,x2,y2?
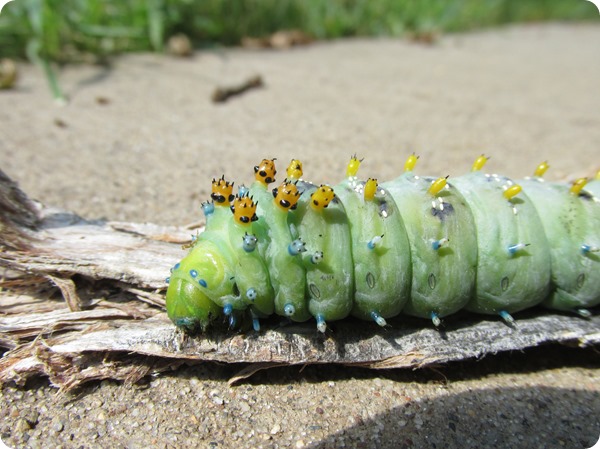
1,0,599,98
1,0,599,59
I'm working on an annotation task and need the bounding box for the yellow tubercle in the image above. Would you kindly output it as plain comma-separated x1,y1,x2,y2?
404,153,419,172
273,181,301,211
427,176,448,196
471,155,489,172
533,161,550,178
211,175,234,205
503,184,522,200
231,195,258,225
570,178,588,196
286,159,303,180
364,178,378,201
254,158,277,186
346,155,362,177
310,185,335,211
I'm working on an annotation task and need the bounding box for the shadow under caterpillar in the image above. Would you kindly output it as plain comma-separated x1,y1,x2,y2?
165,155,600,334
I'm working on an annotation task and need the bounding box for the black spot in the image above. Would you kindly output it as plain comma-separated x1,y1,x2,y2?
265,177,274,183
280,199,291,208
431,202,455,221
251,214,258,222
228,194,234,202
211,193,226,203
272,188,279,198
240,216,249,223
259,170,267,177
232,282,240,297
254,166,259,173
313,200,319,206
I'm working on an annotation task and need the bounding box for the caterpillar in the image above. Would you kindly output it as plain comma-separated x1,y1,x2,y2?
165,156,600,334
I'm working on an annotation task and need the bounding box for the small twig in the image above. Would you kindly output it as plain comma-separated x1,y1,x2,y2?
212,75,264,103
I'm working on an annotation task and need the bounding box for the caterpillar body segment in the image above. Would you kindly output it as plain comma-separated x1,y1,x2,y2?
289,182,354,332
165,156,600,334
336,177,411,325
249,182,311,322
382,172,477,323
451,172,551,317
520,176,600,312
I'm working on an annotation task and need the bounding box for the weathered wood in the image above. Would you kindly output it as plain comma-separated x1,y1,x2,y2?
0,167,598,389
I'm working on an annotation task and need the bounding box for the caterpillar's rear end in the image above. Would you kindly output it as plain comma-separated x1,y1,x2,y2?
165,156,600,333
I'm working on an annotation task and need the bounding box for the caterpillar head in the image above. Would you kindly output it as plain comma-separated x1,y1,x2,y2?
231,194,258,225
254,158,277,186
310,185,335,211
211,175,234,205
166,241,224,333
272,180,301,211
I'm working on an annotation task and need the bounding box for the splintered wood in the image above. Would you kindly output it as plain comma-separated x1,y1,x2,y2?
0,168,598,389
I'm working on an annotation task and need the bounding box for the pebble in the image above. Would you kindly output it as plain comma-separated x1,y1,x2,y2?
15,418,31,433
239,402,251,413
52,419,64,433
209,391,224,406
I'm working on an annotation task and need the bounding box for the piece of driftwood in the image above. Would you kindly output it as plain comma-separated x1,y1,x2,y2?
0,168,599,389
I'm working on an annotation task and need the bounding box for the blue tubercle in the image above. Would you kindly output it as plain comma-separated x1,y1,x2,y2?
238,185,249,197
431,238,448,251
223,304,233,316
246,287,257,301
367,235,384,250
370,311,387,327
242,233,258,252
201,201,215,216
499,310,515,325
284,304,295,316
508,243,529,255
311,251,323,264
316,314,327,333
288,238,307,256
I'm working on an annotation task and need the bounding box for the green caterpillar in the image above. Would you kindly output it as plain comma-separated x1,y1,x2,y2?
165,156,600,333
